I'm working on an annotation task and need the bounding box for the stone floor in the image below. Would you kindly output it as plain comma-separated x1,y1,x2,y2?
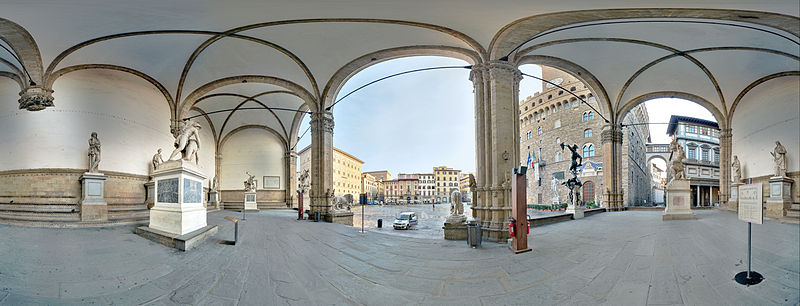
0,210,797,305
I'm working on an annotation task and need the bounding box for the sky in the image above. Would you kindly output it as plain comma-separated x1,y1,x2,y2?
296,57,715,176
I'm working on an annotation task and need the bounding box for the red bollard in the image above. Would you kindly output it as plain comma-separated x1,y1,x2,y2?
297,190,304,220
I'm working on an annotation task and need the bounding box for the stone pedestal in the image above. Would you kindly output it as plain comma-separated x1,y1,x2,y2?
329,210,354,226
148,160,208,235
145,181,155,209
444,215,467,240
244,191,257,211
208,190,219,210
566,186,583,219
663,179,696,220
766,176,793,218
727,182,742,211
80,172,108,222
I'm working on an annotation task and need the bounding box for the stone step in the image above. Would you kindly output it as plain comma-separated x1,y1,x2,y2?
790,203,800,210
107,204,148,212
0,210,80,222
786,209,800,218
0,203,78,213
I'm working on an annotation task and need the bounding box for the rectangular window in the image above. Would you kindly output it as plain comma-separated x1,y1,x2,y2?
688,148,696,160
686,125,696,133
702,149,709,161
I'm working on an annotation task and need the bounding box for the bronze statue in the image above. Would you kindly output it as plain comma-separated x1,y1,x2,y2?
560,142,582,176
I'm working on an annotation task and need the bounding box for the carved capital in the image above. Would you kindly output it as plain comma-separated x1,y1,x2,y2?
18,86,54,111
601,124,623,144
486,60,523,83
310,111,335,135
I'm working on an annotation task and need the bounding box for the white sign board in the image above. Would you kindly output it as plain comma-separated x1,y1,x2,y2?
738,183,763,224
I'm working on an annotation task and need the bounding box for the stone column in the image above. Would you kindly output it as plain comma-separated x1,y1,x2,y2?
718,128,732,209
284,151,298,208
483,60,522,241
470,64,489,225
309,111,334,220
601,124,624,211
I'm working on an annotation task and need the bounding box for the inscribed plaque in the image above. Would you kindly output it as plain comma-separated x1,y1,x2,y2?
183,178,202,203
263,176,280,189
738,183,763,224
157,178,179,203
87,181,103,197
246,194,256,202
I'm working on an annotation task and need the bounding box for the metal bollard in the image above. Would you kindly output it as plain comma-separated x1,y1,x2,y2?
377,218,383,228
224,216,239,245
314,211,320,222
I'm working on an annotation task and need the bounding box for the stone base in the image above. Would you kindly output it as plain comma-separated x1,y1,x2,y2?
329,210,354,226
150,206,208,235
509,244,532,254
135,225,218,251
766,177,793,218
150,160,208,235
662,213,697,220
765,200,790,218
208,191,219,209
566,207,584,219
244,192,257,211
663,179,696,221
443,221,467,240
145,181,155,209
80,172,108,222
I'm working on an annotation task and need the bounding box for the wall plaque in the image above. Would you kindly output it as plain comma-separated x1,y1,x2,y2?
263,176,280,189
183,178,202,203
157,178,179,203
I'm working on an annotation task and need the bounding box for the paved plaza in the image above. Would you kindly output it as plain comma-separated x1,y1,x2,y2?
1,209,797,305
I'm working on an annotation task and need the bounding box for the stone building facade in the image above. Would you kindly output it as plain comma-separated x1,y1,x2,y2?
433,166,461,203
361,173,377,203
298,145,363,199
398,173,436,203
621,104,652,206
384,178,419,204
519,66,650,206
460,173,472,202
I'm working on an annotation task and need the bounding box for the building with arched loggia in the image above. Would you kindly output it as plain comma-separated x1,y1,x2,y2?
0,3,797,234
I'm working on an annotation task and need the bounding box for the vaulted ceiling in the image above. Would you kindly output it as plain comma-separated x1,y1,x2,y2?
1,0,798,150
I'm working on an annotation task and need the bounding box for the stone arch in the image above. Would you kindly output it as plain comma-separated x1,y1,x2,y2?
646,154,668,167
728,71,800,128
49,64,176,118
219,125,289,154
0,18,44,85
321,45,480,111
179,75,316,119
616,91,727,130
516,55,612,122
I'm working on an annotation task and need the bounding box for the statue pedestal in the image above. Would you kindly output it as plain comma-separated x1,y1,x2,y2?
208,190,219,210
80,172,108,222
148,160,209,235
663,179,696,220
727,182,742,211
766,176,793,218
244,192,258,211
329,210,354,226
443,215,467,240
145,181,155,209
566,187,583,219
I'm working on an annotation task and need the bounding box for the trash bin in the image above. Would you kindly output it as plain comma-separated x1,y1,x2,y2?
377,219,383,228
314,211,320,222
467,219,482,248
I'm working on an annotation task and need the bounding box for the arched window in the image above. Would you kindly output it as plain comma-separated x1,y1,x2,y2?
583,144,595,157
547,95,552,100
584,129,592,138
583,112,589,121
553,103,559,113
558,90,564,95
588,111,594,120
537,126,542,135
564,100,571,109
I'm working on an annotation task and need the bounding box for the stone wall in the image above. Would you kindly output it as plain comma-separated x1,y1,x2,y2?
220,189,286,208
0,168,147,205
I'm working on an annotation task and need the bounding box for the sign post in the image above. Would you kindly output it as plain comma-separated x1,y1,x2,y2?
509,166,531,254
734,183,763,286
359,193,367,233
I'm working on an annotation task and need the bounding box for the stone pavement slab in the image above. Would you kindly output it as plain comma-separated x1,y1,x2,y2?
0,209,797,305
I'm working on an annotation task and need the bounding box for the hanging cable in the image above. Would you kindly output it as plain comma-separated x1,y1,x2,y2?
181,106,310,121
290,125,312,151
325,65,471,111
520,72,610,123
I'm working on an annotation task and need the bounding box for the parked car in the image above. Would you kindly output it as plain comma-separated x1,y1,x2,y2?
393,212,417,230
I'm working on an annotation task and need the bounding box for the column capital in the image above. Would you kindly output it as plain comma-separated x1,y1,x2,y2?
485,60,523,83
18,86,54,111
310,111,334,134
601,124,623,144
719,128,732,138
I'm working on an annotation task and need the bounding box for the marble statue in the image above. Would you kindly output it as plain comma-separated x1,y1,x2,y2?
771,141,787,177
668,138,686,182
168,120,201,164
151,148,164,172
244,172,257,192
88,132,101,173
298,169,310,191
450,190,463,216
211,175,219,191
560,142,582,176
551,176,561,203
731,155,742,183
330,189,352,211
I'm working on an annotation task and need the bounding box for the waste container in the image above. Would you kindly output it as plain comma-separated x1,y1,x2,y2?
314,211,320,222
377,219,383,228
467,219,482,248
